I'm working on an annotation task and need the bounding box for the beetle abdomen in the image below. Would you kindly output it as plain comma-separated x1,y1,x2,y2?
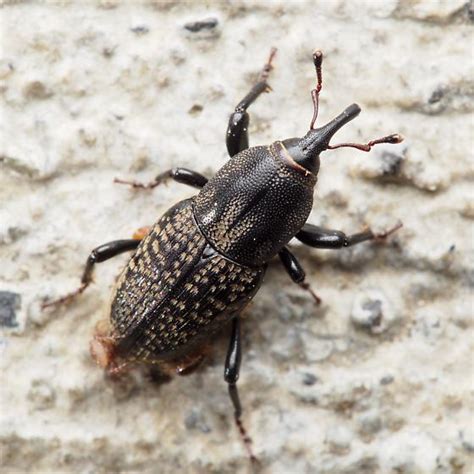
110,199,265,363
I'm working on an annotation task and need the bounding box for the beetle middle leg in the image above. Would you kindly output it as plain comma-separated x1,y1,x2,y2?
42,239,140,309
295,221,403,249
224,317,257,462
278,247,322,305
226,47,277,157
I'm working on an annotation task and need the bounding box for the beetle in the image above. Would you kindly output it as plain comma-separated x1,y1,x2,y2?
43,48,403,461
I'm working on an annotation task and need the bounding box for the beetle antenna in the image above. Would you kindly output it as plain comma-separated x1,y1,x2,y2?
309,50,323,130
327,133,404,152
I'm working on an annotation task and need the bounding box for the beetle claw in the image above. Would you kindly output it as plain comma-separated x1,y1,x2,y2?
373,220,403,242
300,282,322,305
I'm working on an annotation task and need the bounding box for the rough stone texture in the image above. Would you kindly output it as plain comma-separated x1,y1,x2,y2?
1,1,472,473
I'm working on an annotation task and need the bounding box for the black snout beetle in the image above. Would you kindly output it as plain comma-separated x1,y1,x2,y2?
43,49,403,462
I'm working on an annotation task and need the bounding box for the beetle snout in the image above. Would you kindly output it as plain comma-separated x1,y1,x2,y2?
281,104,361,175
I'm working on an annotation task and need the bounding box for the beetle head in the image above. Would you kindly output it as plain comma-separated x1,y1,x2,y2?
280,50,402,176
282,103,361,175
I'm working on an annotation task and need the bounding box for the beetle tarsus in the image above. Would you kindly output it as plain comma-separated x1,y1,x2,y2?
259,46,277,82
373,220,403,242
113,170,173,190
114,177,156,189
114,168,208,190
300,282,322,305
41,281,89,310
107,360,131,377
230,384,258,463
234,409,258,464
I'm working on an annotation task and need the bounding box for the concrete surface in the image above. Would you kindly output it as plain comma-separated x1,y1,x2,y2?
1,1,473,473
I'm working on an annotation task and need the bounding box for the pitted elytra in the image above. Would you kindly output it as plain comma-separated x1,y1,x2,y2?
42,48,403,462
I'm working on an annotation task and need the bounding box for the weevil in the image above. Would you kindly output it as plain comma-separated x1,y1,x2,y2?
43,49,403,461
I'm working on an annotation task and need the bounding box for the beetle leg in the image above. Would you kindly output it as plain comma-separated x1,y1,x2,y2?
278,247,322,305
114,167,208,190
107,360,132,377
226,47,277,157
41,239,140,309
174,353,206,376
172,345,211,376
295,221,403,249
224,317,257,463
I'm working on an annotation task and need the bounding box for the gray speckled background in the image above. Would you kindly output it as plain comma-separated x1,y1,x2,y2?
1,1,473,473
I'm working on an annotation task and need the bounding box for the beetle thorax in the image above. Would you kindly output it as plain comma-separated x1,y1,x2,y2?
193,145,317,267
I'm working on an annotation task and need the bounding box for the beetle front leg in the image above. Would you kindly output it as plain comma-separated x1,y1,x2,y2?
295,221,403,249
114,167,208,190
226,47,277,157
278,247,322,305
224,317,257,463
42,239,140,309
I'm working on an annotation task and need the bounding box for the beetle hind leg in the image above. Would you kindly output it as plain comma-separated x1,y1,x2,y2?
169,345,211,376
224,317,258,463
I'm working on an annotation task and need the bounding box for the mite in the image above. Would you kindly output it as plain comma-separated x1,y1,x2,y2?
43,49,403,461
